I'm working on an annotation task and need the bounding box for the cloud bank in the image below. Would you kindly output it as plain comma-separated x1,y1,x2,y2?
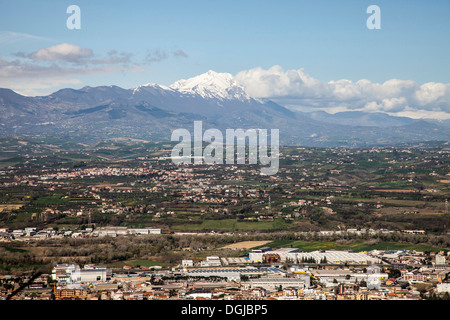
234,65,450,120
1,43,188,96
27,43,93,63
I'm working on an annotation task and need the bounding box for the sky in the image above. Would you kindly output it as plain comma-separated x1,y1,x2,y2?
1,0,449,119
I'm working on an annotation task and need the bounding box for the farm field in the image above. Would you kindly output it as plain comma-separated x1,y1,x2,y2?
221,240,272,250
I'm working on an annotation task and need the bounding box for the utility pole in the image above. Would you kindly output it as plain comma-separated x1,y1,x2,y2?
268,195,271,215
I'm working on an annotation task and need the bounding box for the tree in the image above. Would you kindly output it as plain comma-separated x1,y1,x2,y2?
388,269,401,279
169,289,177,298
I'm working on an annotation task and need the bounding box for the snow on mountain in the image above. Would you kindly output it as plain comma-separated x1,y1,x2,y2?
2,71,450,146
132,83,175,95
169,70,251,101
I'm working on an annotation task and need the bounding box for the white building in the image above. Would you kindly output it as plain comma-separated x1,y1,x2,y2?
24,227,36,236
201,256,222,267
71,269,109,283
311,269,388,288
250,275,310,291
92,227,128,237
51,264,79,284
436,283,450,293
128,228,162,235
12,229,25,237
92,227,162,237
52,264,111,284
182,260,194,267
435,254,446,268
185,290,212,299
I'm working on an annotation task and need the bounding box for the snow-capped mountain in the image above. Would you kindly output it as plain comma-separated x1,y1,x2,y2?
169,70,251,101
129,70,268,118
0,70,449,147
132,83,175,96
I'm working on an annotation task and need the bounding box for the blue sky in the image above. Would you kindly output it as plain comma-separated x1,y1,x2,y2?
1,0,449,119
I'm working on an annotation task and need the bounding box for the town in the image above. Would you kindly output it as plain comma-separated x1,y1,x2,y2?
0,139,449,300
1,236,449,300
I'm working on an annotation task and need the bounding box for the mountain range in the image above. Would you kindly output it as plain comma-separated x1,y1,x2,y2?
0,70,449,147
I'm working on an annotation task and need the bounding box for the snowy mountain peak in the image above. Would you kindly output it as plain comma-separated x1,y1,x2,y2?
132,83,174,95
169,70,251,101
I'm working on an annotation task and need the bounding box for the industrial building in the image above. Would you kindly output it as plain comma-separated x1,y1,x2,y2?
52,264,111,284
92,227,161,237
182,259,194,267
310,269,388,288
250,275,311,291
200,256,222,267
248,248,381,265
185,266,285,281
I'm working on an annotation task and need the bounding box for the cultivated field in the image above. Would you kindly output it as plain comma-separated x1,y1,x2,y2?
221,240,271,250
0,204,24,212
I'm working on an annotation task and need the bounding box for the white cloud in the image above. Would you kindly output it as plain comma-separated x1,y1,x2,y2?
1,43,187,94
0,78,82,96
0,57,147,96
173,49,188,58
389,108,450,120
145,48,189,63
90,50,132,65
0,43,148,95
414,82,449,106
362,97,408,113
13,43,134,67
234,65,326,98
28,43,93,64
0,57,144,79
234,65,450,119
0,31,54,43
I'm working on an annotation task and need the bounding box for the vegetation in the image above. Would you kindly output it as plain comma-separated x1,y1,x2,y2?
0,138,449,273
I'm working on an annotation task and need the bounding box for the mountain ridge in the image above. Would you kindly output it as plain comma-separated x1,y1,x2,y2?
305,110,420,127
0,70,449,147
